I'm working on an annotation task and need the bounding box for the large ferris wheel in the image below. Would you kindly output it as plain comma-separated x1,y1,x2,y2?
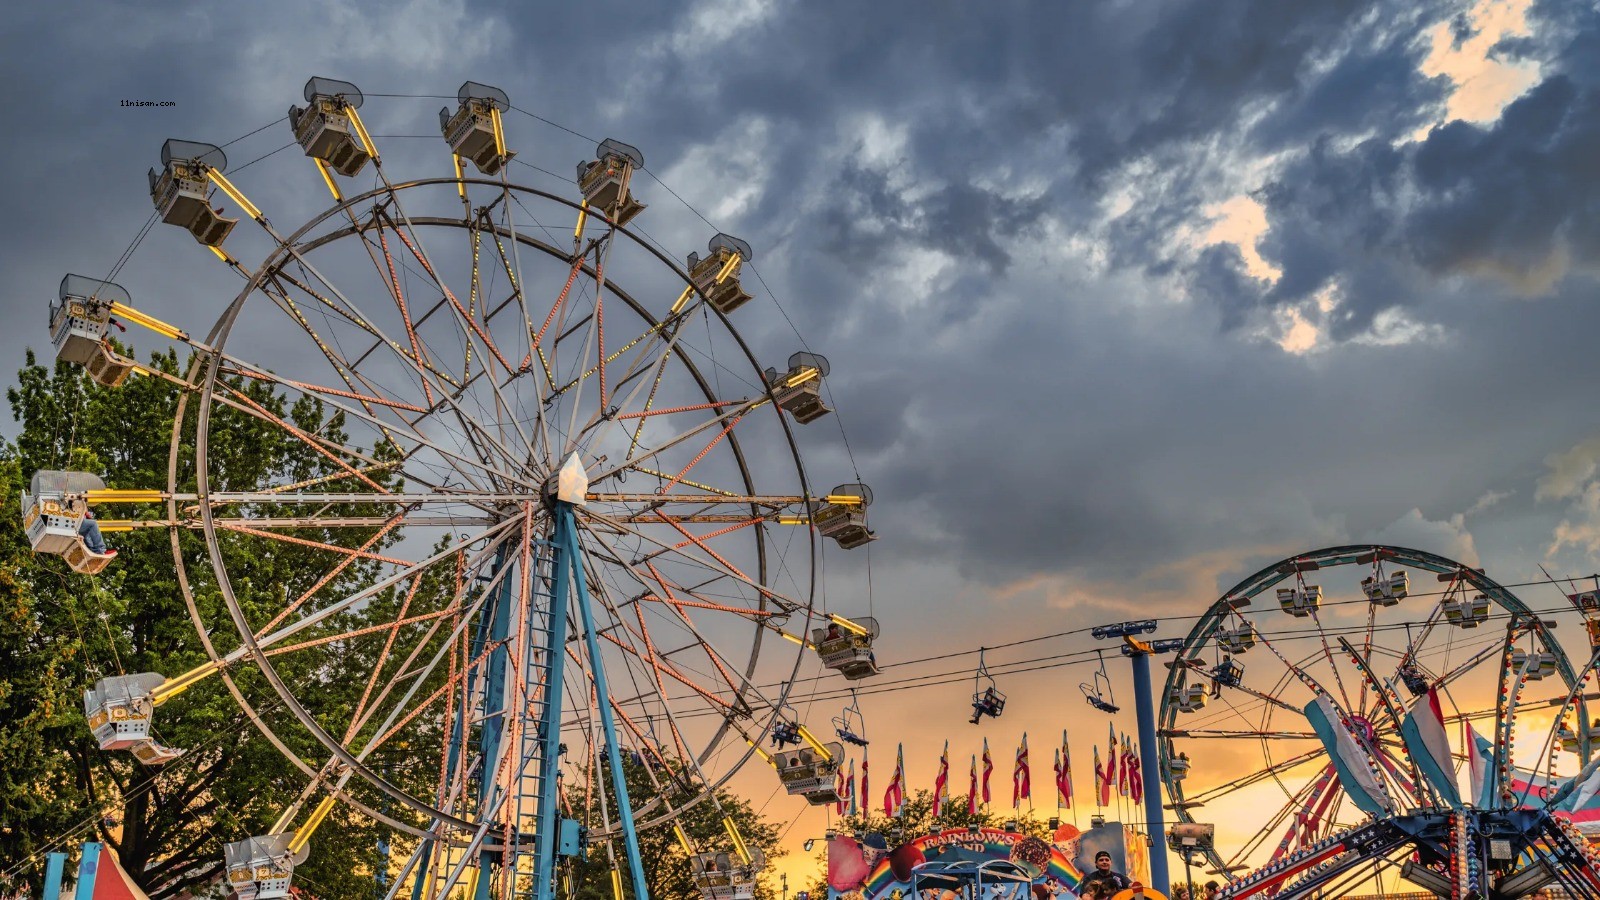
1157,545,1600,894
27,77,881,900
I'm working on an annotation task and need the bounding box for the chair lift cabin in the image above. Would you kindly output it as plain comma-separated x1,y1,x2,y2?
83,673,184,766
148,140,237,247
288,77,372,177
21,470,114,574
811,483,876,550
689,233,755,315
767,352,833,424
692,848,766,900
811,616,880,680
440,81,513,175
578,138,647,226
224,833,308,900
51,274,135,388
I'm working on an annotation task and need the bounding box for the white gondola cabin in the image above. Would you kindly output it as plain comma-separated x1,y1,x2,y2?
766,352,832,424
1559,723,1581,754
1217,623,1256,654
288,77,371,177
224,834,307,900
84,673,183,765
811,483,876,550
811,616,879,680
688,234,754,315
1510,650,1558,681
775,743,844,805
692,848,766,900
1362,571,1409,606
149,139,237,247
578,138,646,226
440,81,513,175
1443,594,1490,628
21,470,113,574
1168,752,1191,781
1277,585,1322,617
1171,682,1208,713
51,275,136,388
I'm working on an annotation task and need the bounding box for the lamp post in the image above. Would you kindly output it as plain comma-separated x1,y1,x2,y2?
1166,823,1213,900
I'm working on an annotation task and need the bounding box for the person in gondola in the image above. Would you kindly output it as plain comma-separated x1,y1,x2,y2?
78,506,116,558
826,622,843,643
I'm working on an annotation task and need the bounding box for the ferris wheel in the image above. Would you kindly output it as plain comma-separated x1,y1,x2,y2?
1158,545,1592,882
28,77,882,900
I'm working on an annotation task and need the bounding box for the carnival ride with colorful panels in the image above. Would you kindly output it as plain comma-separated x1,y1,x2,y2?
29,76,887,900
1159,545,1600,900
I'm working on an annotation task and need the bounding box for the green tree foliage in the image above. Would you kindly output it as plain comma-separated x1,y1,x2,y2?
0,348,422,898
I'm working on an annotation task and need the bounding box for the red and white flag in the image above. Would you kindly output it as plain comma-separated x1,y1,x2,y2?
968,753,980,816
1013,732,1031,808
1128,741,1144,804
861,747,870,809
933,740,951,817
982,738,993,806
884,743,906,817
1060,730,1074,807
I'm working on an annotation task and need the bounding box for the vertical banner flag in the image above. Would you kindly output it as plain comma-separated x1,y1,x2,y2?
1305,694,1393,817
1119,733,1132,798
847,759,858,817
1466,724,1494,809
884,742,906,817
1094,743,1107,807
933,740,951,817
1106,724,1119,797
1053,748,1064,806
836,764,848,815
1129,741,1144,804
982,738,993,807
1013,732,1032,807
969,754,980,815
1060,730,1074,807
1400,687,1461,807
861,747,870,811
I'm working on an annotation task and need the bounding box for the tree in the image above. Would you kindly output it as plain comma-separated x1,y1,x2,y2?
0,347,422,898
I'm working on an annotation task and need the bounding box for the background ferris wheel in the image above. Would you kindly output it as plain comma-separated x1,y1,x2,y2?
37,76,879,900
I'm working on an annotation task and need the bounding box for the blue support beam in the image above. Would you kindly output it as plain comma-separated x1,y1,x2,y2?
43,852,65,900
1130,652,1170,895
534,510,575,900
475,547,518,900
73,843,100,900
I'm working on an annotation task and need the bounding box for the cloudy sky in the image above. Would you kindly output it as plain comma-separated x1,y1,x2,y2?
5,0,1600,887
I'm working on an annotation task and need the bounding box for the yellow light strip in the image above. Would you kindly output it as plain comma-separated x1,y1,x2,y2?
610,869,624,900
744,737,776,766
674,822,694,856
778,630,816,650
574,201,589,240
776,516,810,526
670,284,695,314
453,154,467,200
288,794,337,854
208,245,233,264
269,804,298,836
96,521,136,533
347,106,378,161
87,489,166,504
313,159,342,201
823,494,864,506
723,816,753,866
714,252,742,284
206,169,262,221
796,725,834,763
152,661,222,705
490,106,507,159
108,302,188,341
828,614,871,637
783,367,820,388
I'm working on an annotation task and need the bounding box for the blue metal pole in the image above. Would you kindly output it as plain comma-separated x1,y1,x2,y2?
1130,652,1170,894
475,548,518,900
43,852,66,900
564,502,650,900
534,512,575,900
73,843,100,900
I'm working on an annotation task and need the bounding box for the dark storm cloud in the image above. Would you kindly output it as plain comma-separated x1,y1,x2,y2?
5,0,1600,599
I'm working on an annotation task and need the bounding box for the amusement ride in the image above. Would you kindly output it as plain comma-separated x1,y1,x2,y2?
23,77,884,900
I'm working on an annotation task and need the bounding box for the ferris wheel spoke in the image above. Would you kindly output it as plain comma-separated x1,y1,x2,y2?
583,509,802,614
257,510,410,635
1186,745,1328,803
1177,656,1304,715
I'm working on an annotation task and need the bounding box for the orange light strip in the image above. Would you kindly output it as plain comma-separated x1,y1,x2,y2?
636,593,778,618
660,415,743,494
379,224,435,407
524,254,586,368
260,513,407,634
215,521,411,566
614,399,745,421
645,561,746,695
389,225,515,374
226,367,428,414
264,606,456,658
225,386,391,494
597,627,734,711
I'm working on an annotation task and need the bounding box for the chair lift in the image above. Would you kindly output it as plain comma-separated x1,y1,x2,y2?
288,77,372,177
765,352,833,424
1080,651,1119,714
810,483,877,550
687,233,754,315
21,470,115,574
773,734,844,805
970,649,1007,724
148,139,238,247
1397,662,1430,697
833,691,869,747
770,708,802,748
577,138,647,226
51,275,137,388
810,615,879,680
440,81,514,175
84,673,184,766
1210,653,1244,694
